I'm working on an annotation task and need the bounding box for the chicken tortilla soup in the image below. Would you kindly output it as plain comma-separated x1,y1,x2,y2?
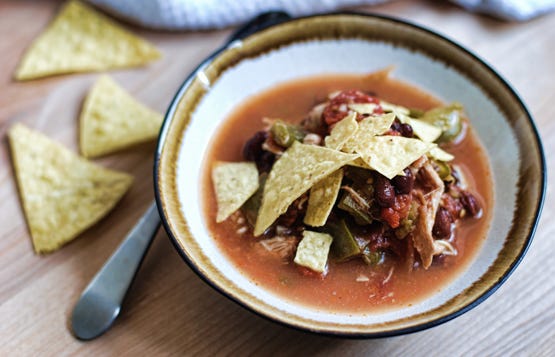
202,71,493,313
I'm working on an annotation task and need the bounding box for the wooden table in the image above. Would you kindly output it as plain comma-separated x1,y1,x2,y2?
1,1,553,355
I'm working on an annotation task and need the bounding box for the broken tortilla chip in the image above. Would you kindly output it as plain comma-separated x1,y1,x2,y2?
324,111,358,150
304,169,343,227
80,75,163,158
294,231,333,273
342,113,396,153
8,124,133,254
347,103,378,115
212,161,259,223
254,142,358,236
428,146,454,162
400,115,442,143
356,136,434,179
14,0,161,81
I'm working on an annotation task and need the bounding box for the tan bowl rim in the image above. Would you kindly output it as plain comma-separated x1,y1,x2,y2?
153,12,546,338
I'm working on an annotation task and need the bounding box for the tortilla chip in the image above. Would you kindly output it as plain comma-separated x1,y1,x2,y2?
347,157,372,169
14,0,161,80
356,136,434,179
304,169,343,227
212,161,259,223
343,113,396,153
324,111,358,150
8,124,133,254
348,103,378,115
428,147,454,162
380,101,410,116
254,142,358,236
80,75,163,158
294,231,333,273
401,115,442,143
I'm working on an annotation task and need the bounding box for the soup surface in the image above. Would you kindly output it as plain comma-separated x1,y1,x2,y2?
202,73,493,313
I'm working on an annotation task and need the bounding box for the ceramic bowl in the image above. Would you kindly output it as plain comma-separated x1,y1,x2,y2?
154,12,545,337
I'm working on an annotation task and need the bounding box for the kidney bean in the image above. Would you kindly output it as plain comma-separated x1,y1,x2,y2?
460,191,481,217
392,168,414,194
433,207,454,238
374,174,396,208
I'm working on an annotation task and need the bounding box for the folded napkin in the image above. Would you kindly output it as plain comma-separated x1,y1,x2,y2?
88,0,555,30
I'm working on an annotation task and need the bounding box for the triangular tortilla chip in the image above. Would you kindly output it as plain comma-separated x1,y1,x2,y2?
14,0,161,80
304,169,343,227
212,161,259,223
356,136,434,179
8,124,133,254
324,112,358,150
254,142,358,236
80,75,163,157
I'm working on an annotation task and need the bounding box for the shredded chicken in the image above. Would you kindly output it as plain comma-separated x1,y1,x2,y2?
341,185,371,211
262,137,284,156
257,236,299,261
412,160,445,269
308,103,326,122
433,240,458,256
303,133,322,146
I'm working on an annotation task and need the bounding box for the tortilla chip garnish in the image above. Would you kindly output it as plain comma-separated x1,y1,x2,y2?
14,0,161,81
324,111,358,150
428,147,454,162
347,157,372,169
254,142,358,236
356,136,434,179
380,101,442,143
304,169,343,227
342,113,396,153
80,75,163,158
380,101,410,116
401,115,442,143
8,124,133,254
212,161,259,223
348,103,378,115
294,231,333,273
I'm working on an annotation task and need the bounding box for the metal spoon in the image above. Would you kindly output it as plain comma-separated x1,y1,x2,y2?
71,202,161,340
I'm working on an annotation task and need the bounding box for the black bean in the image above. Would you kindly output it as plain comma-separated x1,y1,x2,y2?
433,207,453,238
399,123,414,138
460,191,481,218
392,168,414,194
242,131,267,162
390,118,402,132
256,151,275,173
374,174,396,208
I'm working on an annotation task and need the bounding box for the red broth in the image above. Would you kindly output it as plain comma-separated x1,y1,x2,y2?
202,74,493,313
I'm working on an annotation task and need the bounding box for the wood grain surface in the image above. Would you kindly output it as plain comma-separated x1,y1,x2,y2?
1,0,553,355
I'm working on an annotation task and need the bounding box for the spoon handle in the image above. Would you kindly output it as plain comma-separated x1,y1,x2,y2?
71,202,161,340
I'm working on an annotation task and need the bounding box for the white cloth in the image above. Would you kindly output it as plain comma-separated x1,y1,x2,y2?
88,0,555,30
453,0,555,21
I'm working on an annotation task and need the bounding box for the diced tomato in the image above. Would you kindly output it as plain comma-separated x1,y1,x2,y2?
380,208,401,228
322,89,383,125
380,194,412,229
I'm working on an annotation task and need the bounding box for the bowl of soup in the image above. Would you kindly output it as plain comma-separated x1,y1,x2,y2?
154,12,545,337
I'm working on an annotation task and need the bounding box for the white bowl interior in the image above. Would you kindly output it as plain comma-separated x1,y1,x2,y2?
175,39,517,324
